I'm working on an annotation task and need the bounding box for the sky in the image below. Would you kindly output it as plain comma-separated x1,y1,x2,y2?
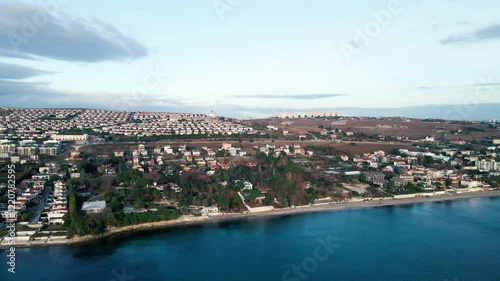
0,0,499,118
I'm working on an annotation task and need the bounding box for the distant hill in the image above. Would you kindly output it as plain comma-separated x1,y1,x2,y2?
332,103,499,121
7,103,499,121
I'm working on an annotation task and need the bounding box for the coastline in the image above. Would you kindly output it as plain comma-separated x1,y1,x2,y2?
4,190,500,249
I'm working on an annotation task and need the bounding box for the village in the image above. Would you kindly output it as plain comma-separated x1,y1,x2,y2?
0,108,255,141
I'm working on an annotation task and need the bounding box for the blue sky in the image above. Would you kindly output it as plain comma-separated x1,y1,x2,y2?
0,0,499,118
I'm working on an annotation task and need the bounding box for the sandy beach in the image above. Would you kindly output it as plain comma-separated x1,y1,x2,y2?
3,190,499,249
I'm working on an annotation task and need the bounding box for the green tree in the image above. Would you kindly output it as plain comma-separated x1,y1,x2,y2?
133,200,145,209
423,156,435,168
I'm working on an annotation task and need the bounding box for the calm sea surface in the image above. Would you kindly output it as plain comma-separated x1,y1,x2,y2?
2,197,500,281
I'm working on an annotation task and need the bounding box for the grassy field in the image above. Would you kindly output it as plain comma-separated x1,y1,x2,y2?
251,118,499,140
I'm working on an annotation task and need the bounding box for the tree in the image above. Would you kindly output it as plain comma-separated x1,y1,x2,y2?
102,209,118,226
445,178,452,188
217,198,230,209
133,199,145,209
235,181,245,190
50,175,61,182
179,205,189,215
142,164,150,173
109,196,123,212
423,156,435,168
84,214,106,235
389,148,401,156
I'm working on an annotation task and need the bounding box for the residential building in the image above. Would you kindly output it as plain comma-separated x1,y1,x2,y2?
50,134,89,141
81,200,106,213
236,180,253,191
0,140,16,154
201,206,220,215
476,160,499,172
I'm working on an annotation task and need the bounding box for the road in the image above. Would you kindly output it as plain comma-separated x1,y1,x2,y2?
29,184,52,224
80,139,413,147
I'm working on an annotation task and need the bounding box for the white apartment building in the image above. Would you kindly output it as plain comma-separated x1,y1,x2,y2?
50,134,89,141
0,140,16,153
476,160,499,172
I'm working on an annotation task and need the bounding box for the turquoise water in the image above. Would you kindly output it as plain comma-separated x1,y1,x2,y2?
2,197,500,281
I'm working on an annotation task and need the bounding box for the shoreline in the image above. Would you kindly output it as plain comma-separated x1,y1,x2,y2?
4,190,500,249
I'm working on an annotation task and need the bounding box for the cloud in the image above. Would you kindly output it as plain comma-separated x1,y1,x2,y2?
0,48,34,60
0,62,53,79
417,86,432,90
0,80,123,111
0,2,148,62
439,36,468,45
472,82,500,87
231,93,347,100
456,21,473,27
440,24,500,44
2,86,498,121
0,79,57,96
